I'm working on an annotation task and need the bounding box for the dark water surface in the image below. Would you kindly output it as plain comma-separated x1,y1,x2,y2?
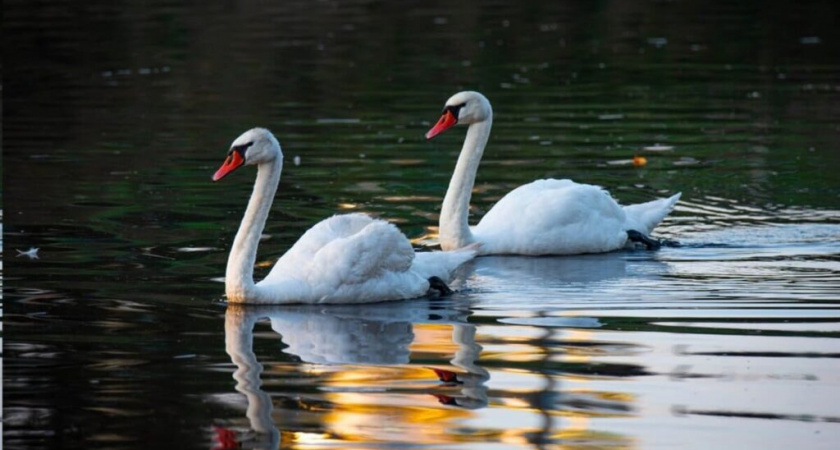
4,1,840,449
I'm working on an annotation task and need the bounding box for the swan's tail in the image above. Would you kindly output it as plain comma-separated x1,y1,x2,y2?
622,193,681,235
413,243,481,281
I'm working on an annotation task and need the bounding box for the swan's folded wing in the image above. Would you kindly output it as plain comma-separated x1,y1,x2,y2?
268,213,379,278
474,180,627,255
304,218,415,286
475,179,579,231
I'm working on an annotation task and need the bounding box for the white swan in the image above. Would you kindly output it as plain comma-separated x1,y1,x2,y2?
425,91,681,256
213,128,478,304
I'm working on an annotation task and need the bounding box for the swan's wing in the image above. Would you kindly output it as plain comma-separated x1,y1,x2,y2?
259,213,433,303
305,218,414,284
266,213,379,278
474,179,627,255
267,214,414,286
295,218,432,303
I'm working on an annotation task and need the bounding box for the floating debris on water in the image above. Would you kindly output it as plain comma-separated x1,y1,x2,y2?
293,155,301,166
647,37,668,48
176,247,218,253
599,113,624,120
16,247,39,259
607,157,648,167
644,144,674,151
316,118,360,124
673,157,700,166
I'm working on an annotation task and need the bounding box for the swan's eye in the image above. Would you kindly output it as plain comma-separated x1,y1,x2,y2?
232,141,254,154
229,141,254,159
443,103,466,118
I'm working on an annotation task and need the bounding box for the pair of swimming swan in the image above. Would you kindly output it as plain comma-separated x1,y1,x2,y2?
214,91,681,304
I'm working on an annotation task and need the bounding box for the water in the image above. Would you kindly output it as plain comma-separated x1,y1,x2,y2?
4,1,840,449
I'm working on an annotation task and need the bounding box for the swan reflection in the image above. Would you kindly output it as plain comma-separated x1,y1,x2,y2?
219,296,634,448
220,300,483,448
474,253,631,286
222,306,281,450
428,323,490,410
266,302,424,365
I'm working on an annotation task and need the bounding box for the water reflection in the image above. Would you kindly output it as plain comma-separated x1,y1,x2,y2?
223,307,281,450
266,303,420,365
221,301,482,448
474,252,632,286
219,296,645,449
429,324,490,410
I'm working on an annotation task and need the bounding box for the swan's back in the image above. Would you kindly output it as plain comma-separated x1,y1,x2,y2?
266,213,413,282
473,179,627,255
254,213,477,304
257,214,425,303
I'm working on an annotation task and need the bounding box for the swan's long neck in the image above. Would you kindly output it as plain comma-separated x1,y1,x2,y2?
439,116,492,250
226,158,282,299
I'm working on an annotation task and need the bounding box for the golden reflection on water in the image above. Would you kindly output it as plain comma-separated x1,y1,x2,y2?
221,305,637,449
410,227,440,247
322,396,472,446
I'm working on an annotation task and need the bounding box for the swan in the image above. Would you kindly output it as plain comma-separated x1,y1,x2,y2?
212,128,478,304
425,91,681,256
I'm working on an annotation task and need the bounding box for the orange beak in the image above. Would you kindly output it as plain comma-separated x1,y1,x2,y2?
212,151,245,181
425,109,458,140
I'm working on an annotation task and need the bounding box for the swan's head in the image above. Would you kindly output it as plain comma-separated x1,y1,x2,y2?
212,128,283,181
425,91,492,140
